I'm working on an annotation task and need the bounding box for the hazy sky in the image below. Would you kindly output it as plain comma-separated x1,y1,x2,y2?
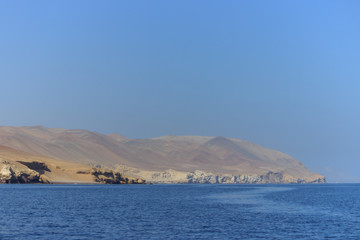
1,0,359,182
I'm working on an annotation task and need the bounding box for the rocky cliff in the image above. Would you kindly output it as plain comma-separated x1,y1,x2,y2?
0,161,49,184
0,160,145,184
116,166,326,184
186,170,325,184
0,145,145,184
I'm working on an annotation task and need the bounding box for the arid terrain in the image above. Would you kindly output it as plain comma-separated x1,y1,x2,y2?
0,144,144,184
0,126,325,183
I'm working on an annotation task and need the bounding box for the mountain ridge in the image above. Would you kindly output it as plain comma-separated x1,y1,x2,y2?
0,126,325,183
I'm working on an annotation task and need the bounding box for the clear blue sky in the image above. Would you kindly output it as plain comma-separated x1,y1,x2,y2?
0,0,359,182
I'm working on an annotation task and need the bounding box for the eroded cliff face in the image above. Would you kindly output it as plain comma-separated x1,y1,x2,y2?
87,169,145,184
186,170,326,184
0,161,49,183
0,144,146,184
0,158,145,184
117,167,326,184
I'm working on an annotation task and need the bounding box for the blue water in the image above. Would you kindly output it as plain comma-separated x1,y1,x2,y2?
0,184,359,239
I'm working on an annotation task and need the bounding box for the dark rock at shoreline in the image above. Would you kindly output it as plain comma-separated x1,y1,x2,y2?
92,168,145,184
0,163,50,184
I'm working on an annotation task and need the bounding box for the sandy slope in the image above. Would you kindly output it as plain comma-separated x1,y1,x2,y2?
0,126,325,183
0,144,142,184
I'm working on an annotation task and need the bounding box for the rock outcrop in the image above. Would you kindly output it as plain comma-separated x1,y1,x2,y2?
0,145,145,184
117,167,326,184
90,168,145,184
0,160,146,184
0,161,50,183
186,170,326,184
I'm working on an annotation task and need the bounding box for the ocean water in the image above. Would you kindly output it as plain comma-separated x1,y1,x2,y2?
0,184,359,239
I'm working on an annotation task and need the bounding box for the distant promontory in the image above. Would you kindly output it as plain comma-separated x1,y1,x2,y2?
0,126,325,184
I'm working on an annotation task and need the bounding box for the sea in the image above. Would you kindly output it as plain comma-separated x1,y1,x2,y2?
0,184,359,239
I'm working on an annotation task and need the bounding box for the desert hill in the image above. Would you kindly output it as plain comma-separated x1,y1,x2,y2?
0,126,325,183
0,144,144,184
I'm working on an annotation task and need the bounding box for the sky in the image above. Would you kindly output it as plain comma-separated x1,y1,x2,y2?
0,0,359,182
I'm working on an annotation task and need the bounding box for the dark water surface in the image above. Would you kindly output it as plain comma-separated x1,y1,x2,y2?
0,184,359,239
